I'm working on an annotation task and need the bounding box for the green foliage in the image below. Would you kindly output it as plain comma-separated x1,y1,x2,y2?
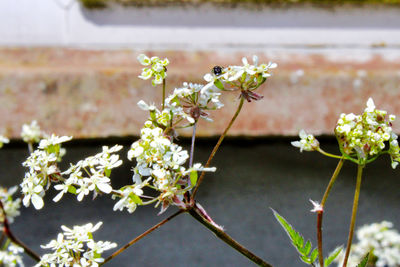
272,209,342,267
272,209,318,265
356,253,370,267
189,170,198,187
324,246,343,267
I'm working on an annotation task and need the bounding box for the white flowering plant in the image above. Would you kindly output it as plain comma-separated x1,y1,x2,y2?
0,53,397,267
273,98,400,267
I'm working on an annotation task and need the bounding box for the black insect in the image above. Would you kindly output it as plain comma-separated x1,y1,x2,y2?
212,66,223,76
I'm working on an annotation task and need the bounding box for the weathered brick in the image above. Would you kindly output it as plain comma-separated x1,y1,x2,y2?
1,48,400,138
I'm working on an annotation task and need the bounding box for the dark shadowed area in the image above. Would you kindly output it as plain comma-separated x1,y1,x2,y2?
1,138,399,267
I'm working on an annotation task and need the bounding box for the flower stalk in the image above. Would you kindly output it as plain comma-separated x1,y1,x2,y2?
0,199,40,262
317,158,345,267
191,97,245,199
102,210,184,265
188,203,272,267
342,164,364,267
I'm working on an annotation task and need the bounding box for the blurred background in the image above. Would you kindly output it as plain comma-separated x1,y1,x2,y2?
1,0,400,266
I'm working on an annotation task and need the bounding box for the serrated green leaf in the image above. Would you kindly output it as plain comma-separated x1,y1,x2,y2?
324,246,343,267
190,170,198,187
356,253,369,267
271,209,308,256
310,248,319,263
214,79,225,90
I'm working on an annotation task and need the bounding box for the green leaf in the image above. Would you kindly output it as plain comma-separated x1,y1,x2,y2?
272,209,309,255
190,170,198,186
310,248,319,263
105,168,111,177
324,246,343,267
356,253,369,267
213,79,225,90
257,75,266,86
68,186,77,194
130,194,143,205
304,240,312,255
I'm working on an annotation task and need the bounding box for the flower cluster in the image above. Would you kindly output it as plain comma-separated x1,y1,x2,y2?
0,186,21,224
120,120,215,214
291,130,320,152
166,82,224,122
0,244,24,267
21,120,42,144
137,54,169,86
36,222,116,267
336,221,400,267
138,99,195,129
20,134,72,209
57,145,123,202
203,55,277,102
335,98,399,166
0,135,9,149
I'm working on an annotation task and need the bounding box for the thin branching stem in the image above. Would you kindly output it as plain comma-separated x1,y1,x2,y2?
191,97,245,199
189,122,197,168
342,164,364,267
0,199,41,262
28,142,33,154
188,203,272,267
101,210,184,265
317,158,344,267
317,148,343,160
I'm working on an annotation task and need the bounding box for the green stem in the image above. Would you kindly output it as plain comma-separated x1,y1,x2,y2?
317,148,343,160
189,122,197,168
188,204,273,267
191,97,245,199
317,158,344,267
101,210,183,265
342,164,364,267
321,158,345,207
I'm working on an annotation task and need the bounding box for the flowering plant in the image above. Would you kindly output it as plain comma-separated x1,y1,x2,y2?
0,54,397,267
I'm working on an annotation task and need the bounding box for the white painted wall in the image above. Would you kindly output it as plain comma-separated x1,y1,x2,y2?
1,0,400,50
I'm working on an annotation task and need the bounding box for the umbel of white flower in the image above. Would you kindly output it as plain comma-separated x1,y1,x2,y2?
21,120,42,144
137,54,169,86
202,55,277,102
20,132,123,209
335,98,400,167
20,134,72,209
121,119,215,214
335,221,400,267
36,222,116,267
0,243,24,267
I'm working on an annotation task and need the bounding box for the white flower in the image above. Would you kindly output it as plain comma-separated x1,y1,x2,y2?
291,130,319,152
21,120,42,143
38,134,72,150
137,54,151,66
38,222,115,267
0,186,21,223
